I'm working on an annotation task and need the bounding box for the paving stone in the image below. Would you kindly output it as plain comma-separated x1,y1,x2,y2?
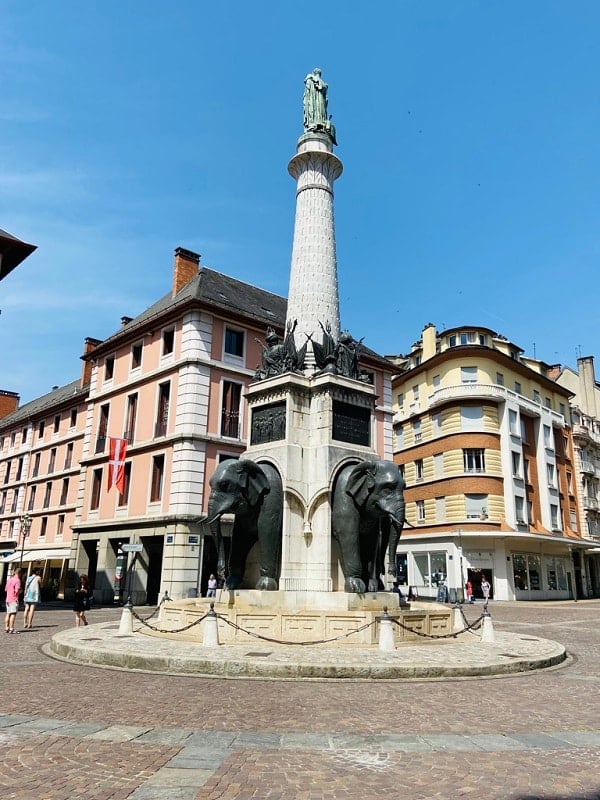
135,727,195,746
169,747,231,770
86,723,152,741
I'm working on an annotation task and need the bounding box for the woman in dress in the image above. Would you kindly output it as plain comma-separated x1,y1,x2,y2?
23,567,42,629
73,574,90,627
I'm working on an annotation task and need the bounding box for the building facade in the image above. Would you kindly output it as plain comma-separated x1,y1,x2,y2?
389,323,593,602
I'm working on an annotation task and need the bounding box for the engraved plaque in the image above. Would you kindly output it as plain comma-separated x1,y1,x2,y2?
332,400,370,446
251,401,286,445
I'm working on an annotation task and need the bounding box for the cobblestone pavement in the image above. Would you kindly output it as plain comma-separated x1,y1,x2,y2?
1,600,600,799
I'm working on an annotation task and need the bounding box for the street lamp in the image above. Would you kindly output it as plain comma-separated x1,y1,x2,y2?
18,513,32,570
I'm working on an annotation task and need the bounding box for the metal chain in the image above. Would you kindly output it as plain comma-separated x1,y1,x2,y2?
130,606,210,634
389,610,485,639
215,614,377,646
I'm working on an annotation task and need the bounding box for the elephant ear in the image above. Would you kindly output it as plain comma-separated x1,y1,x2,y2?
237,459,271,507
345,461,377,508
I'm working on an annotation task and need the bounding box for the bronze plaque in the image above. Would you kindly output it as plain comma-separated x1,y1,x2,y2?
251,402,286,445
332,400,370,446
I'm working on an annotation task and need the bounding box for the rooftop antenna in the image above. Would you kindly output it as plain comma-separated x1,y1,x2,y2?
576,344,582,360
532,342,536,359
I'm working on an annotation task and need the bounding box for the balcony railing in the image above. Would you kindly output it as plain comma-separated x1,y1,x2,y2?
584,496,599,510
427,384,565,426
580,460,596,474
154,421,167,438
95,436,106,454
221,411,240,439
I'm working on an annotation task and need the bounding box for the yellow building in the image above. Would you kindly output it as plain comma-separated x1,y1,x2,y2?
389,324,594,602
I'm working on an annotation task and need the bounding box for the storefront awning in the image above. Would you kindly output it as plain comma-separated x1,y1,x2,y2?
1,548,70,564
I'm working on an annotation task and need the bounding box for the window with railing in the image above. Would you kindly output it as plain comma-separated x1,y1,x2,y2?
221,381,242,438
125,393,138,444
463,448,485,473
90,468,102,510
95,404,109,453
150,455,164,502
155,383,170,438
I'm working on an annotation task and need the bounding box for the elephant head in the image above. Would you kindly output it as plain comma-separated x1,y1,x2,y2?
206,458,282,591
333,459,405,593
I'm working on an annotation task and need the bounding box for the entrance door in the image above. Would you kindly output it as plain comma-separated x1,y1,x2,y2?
468,568,493,600
142,536,164,606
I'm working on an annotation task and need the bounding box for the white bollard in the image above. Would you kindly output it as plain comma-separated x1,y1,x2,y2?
480,610,495,642
202,605,220,647
118,604,133,635
453,604,464,634
378,609,395,652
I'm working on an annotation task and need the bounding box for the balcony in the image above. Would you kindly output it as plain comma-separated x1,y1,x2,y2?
573,423,600,446
427,384,565,425
221,411,240,439
580,460,596,474
584,496,599,511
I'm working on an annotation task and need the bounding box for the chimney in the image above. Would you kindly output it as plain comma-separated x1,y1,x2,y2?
121,316,133,328
578,356,598,418
172,247,200,296
0,390,19,420
421,323,437,361
80,337,102,388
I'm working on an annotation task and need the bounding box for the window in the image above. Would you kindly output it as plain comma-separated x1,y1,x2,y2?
416,500,425,521
155,383,170,437
10,492,17,513
21,427,28,444
432,375,441,388
460,366,477,384
3,461,10,483
434,453,444,477
10,431,15,447
544,397,551,409
465,493,488,519
463,448,485,473
460,331,476,345
550,504,560,530
514,381,522,395
16,457,23,481
162,328,175,356
43,482,52,508
125,393,138,443
40,517,47,538
435,496,445,521
520,418,528,443
57,514,65,539
70,408,77,428
224,327,244,359
90,469,102,510
104,355,115,381
496,372,504,386
150,455,165,502
395,427,404,449
396,392,404,409
96,404,109,453
60,478,69,505
27,486,36,511
460,406,483,431
32,453,40,477
221,381,242,438
509,409,519,436
415,459,424,481
53,414,60,434
566,471,573,493
118,462,132,507
559,403,566,418
64,443,73,470
412,385,419,401
0,491,6,514
131,342,143,370
543,425,554,450
432,413,442,434
547,463,556,488
38,420,45,439
523,458,529,483
413,420,421,442
515,495,525,523
533,389,541,403
512,451,522,478
48,448,56,473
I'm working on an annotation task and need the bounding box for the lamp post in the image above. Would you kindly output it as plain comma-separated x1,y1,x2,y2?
457,528,465,604
18,513,32,571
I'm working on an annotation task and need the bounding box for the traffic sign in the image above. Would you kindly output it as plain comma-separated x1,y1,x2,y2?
121,543,143,553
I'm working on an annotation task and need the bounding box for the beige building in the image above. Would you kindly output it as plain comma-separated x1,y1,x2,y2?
389,323,594,602
551,356,600,595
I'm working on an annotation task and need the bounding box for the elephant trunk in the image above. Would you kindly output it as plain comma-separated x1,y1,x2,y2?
386,512,404,577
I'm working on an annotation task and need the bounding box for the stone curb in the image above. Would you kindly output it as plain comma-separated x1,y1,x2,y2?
47,622,567,680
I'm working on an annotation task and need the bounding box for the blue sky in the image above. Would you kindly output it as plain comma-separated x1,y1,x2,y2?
2,1,600,403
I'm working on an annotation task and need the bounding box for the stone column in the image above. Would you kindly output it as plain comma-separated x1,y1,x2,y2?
286,132,343,349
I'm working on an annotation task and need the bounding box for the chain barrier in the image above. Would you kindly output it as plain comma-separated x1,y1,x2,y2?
389,609,485,640
214,613,377,646
130,606,210,634
457,604,486,635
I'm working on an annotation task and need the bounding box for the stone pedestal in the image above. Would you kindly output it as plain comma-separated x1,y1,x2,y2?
244,371,379,592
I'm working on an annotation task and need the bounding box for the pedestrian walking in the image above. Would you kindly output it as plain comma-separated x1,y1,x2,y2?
4,568,23,634
74,574,91,627
206,574,217,598
465,579,474,603
481,575,491,603
23,568,42,629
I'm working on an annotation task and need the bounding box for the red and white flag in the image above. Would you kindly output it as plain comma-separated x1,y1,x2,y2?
108,437,127,494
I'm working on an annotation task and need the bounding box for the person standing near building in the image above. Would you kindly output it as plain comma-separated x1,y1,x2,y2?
4,568,23,634
23,568,42,629
465,579,474,603
206,574,217,598
481,575,491,604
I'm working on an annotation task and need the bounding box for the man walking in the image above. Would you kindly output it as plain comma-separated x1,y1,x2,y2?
4,568,23,634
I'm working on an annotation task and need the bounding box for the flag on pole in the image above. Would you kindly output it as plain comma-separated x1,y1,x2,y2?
108,437,127,494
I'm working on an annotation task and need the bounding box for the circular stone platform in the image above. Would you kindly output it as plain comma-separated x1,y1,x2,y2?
48,620,567,680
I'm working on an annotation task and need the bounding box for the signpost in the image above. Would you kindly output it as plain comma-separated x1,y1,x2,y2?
121,543,143,553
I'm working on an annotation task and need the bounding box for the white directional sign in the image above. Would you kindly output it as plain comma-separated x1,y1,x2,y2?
121,543,143,553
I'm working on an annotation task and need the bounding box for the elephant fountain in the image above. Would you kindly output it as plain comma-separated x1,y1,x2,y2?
207,458,283,590
332,459,405,593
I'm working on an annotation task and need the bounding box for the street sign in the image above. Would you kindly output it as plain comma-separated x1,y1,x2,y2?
121,543,143,553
